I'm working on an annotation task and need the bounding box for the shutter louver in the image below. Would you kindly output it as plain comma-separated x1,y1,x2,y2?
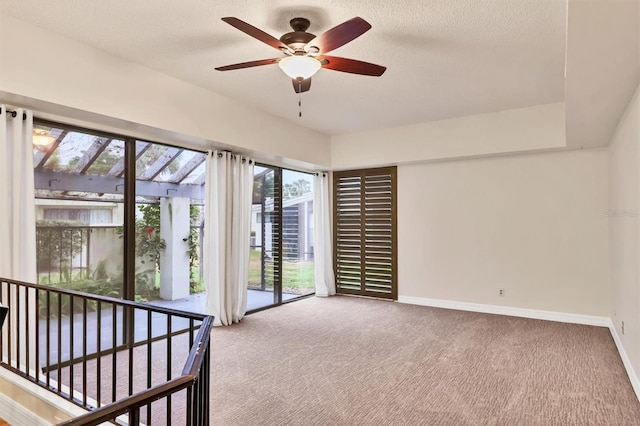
334,167,397,300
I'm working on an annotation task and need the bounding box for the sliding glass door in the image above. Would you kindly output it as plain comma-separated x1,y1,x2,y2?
247,166,315,311
248,166,280,310
134,141,206,312
281,169,315,299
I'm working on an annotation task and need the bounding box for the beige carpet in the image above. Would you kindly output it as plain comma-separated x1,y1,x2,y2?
210,295,640,426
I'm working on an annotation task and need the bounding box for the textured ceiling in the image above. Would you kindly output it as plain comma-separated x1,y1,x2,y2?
0,0,567,136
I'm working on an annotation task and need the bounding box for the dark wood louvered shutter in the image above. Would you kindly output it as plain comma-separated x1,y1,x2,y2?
333,167,397,300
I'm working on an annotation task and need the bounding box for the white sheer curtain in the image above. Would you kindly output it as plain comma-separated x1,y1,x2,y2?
313,172,335,297
0,106,37,371
203,151,254,326
0,106,36,282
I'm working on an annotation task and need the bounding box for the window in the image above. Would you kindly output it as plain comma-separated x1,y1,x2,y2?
43,208,113,224
333,167,397,300
33,120,315,314
33,123,125,294
32,121,207,307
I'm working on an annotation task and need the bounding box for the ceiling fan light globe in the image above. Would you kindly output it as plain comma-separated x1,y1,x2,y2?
278,56,321,80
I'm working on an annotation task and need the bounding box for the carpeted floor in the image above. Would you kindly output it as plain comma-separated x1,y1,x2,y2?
210,295,640,425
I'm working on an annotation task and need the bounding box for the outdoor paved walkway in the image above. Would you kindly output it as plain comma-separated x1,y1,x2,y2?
146,289,299,313
38,289,301,366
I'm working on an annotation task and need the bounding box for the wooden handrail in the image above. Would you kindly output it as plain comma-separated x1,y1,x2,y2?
58,376,195,426
181,317,214,377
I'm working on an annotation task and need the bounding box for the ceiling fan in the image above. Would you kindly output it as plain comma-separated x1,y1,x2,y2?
215,16,387,94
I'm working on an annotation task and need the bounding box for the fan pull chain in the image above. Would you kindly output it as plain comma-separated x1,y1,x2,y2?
298,83,302,118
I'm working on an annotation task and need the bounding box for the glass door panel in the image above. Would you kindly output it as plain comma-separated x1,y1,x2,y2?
248,166,280,311
282,169,315,299
134,141,206,313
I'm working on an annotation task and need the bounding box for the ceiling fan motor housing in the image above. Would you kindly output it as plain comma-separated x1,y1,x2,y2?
280,17,316,51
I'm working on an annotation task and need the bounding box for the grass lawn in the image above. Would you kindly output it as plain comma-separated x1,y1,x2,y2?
248,250,314,293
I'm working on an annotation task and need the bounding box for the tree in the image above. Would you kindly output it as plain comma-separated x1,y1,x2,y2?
135,204,164,269
128,203,164,300
283,178,311,199
69,150,121,175
283,183,295,199
42,151,62,171
253,173,274,204
292,178,311,195
136,145,180,177
185,205,202,286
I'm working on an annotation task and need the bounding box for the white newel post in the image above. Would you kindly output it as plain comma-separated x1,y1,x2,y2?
159,197,191,300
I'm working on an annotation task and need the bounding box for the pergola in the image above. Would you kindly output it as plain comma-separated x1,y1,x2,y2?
34,126,206,202
33,122,208,300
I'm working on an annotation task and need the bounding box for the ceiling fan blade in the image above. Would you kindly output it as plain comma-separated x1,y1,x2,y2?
319,56,386,76
215,58,280,71
293,78,312,93
221,17,290,51
306,17,371,54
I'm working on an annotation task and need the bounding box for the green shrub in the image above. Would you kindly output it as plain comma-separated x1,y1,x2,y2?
38,260,122,317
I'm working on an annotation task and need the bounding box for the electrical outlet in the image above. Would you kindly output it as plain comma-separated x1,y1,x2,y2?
622,321,625,335
499,289,505,297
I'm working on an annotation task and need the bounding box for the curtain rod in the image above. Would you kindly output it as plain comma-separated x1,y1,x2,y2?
0,107,27,120
213,151,254,164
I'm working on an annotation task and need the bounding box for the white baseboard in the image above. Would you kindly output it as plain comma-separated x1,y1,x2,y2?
397,295,639,403
607,319,640,402
397,296,611,326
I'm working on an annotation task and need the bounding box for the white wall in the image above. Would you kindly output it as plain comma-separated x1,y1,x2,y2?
398,149,610,316
609,84,640,377
0,13,331,169
331,103,566,169
565,0,639,149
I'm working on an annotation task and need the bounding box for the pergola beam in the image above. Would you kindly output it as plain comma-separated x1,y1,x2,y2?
138,147,183,181
34,129,69,168
168,154,205,183
192,173,206,186
35,170,203,199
